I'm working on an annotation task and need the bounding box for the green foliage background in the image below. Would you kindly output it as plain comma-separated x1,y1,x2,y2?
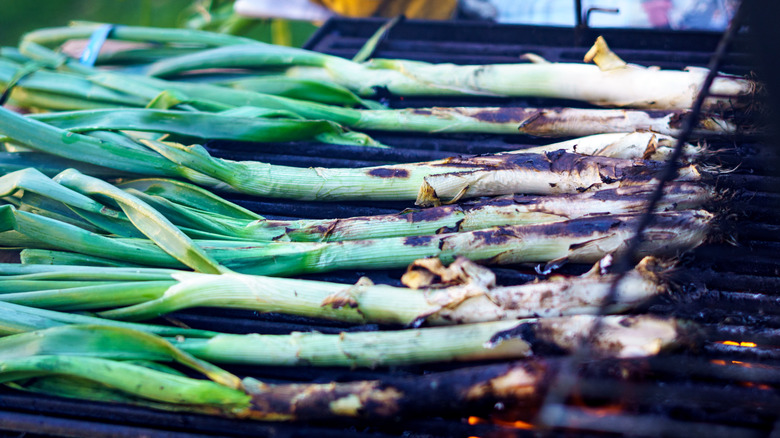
1,0,317,47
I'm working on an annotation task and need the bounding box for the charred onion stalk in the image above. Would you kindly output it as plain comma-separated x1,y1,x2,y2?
343,106,740,139
509,132,702,161
0,106,704,205
140,138,704,206
0,256,669,325
23,109,707,160
514,107,743,138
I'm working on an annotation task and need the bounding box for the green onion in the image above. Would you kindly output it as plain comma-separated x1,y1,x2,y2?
29,108,386,148
140,136,702,205
141,31,752,110
22,23,254,50
176,314,685,367
0,324,240,388
0,250,675,327
0,355,248,407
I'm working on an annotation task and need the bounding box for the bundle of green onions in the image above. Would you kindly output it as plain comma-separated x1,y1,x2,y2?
0,20,733,427
1,168,712,276
25,23,745,110
0,311,696,420
0,24,751,140
1,54,743,139
0,106,705,206
1,167,713,241
1,54,738,142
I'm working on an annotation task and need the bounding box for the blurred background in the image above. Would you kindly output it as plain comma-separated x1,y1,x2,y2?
3,0,736,49
1,0,318,47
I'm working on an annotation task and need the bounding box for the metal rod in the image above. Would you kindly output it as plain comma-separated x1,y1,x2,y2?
575,0,584,27
537,0,749,431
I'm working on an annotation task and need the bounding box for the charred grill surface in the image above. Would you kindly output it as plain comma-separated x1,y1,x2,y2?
1,17,778,438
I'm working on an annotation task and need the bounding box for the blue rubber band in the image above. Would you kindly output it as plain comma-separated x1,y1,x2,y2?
79,24,116,67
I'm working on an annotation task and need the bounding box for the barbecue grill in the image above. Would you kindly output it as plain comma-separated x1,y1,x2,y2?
1,3,779,437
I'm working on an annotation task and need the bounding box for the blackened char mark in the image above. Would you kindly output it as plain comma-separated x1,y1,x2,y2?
403,235,435,246
522,215,626,237
403,205,461,223
367,168,410,178
470,107,536,124
470,228,520,245
489,322,568,355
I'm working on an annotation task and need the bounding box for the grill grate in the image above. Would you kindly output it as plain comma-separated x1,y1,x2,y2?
1,16,779,438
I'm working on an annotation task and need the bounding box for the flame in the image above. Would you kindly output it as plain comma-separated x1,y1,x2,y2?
718,340,757,348
467,416,534,430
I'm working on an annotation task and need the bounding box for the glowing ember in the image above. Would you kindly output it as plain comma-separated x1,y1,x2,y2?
718,341,758,348
467,416,534,430
740,382,774,391
581,404,624,417
711,359,779,370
